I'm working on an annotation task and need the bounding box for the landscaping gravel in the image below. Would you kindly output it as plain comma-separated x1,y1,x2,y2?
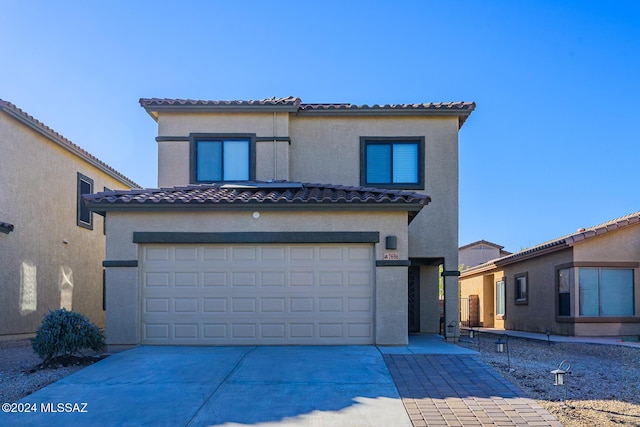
458,333,640,427
0,339,103,404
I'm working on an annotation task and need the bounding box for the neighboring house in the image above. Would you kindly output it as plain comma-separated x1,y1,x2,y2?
459,240,511,270
459,211,640,336
84,96,475,349
0,99,138,337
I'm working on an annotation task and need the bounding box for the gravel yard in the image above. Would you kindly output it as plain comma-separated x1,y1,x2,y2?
458,333,640,427
0,339,104,404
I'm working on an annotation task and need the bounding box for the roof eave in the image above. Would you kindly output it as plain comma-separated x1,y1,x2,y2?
86,201,427,214
141,104,300,122
494,242,569,267
0,102,139,188
296,107,474,128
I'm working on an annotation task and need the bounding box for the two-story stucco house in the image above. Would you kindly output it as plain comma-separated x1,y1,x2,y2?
0,99,138,337
84,96,475,349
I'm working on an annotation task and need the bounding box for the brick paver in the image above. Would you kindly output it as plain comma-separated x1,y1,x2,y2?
384,354,563,427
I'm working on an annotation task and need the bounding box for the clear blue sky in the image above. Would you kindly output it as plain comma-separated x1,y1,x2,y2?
2,1,638,253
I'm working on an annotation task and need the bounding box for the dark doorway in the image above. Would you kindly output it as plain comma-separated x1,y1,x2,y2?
408,266,420,333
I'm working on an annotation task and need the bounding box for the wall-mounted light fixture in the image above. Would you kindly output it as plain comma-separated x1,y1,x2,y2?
385,236,397,250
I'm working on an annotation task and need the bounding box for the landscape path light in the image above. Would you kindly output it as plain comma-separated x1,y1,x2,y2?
468,327,475,339
551,360,571,403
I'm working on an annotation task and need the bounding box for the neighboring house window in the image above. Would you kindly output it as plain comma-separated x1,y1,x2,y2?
495,279,505,316
579,268,634,317
360,137,424,189
515,273,528,304
190,134,255,183
77,173,94,229
557,268,572,316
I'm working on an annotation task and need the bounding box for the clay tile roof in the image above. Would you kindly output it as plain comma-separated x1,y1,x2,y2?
139,97,475,127
139,96,302,107
492,210,640,267
83,182,430,212
0,99,139,188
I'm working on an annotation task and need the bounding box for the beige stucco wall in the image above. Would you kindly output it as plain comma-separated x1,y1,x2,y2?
459,246,502,270
156,112,290,187
0,113,133,336
104,209,410,347
571,225,640,336
502,249,574,335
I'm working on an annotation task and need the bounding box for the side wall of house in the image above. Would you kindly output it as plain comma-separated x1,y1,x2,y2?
502,249,575,336
103,209,410,348
0,113,131,336
572,225,640,336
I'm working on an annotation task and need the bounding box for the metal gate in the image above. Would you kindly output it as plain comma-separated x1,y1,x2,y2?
459,297,470,327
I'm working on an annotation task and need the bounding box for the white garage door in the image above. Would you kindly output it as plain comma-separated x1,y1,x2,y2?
140,244,375,345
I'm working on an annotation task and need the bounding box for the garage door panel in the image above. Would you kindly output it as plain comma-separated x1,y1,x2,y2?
141,243,374,345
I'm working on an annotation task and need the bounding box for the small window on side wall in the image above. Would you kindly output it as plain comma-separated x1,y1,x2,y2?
77,173,94,230
360,137,424,189
515,273,528,304
496,279,506,316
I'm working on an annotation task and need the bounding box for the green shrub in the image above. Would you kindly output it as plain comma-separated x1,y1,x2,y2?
31,308,105,362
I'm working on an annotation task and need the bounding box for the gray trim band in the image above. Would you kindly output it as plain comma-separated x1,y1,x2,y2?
441,270,461,277
102,260,139,267
133,231,380,244
156,135,292,143
376,260,411,267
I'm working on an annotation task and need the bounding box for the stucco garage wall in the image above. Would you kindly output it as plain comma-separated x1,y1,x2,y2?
104,209,410,348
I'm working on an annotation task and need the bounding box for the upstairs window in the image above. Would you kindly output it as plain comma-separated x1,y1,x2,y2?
190,134,255,183
77,172,93,229
360,137,424,189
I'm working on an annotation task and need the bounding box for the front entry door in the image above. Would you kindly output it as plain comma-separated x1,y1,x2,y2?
408,266,420,333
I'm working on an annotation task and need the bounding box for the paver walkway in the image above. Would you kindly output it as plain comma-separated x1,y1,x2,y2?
384,354,563,427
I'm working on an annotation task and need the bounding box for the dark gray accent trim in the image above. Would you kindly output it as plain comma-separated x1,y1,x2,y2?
189,133,256,184
359,137,425,190
102,260,139,267
376,260,411,267
133,232,380,244
156,136,190,142
556,261,640,269
158,135,292,143
255,136,291,143
441,270,461,277
77,172,94,230
0,222,14,234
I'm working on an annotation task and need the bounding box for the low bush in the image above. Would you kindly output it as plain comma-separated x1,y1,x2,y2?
31,308,105,362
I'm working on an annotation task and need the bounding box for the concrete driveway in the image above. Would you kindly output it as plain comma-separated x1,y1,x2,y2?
2,346,411,427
